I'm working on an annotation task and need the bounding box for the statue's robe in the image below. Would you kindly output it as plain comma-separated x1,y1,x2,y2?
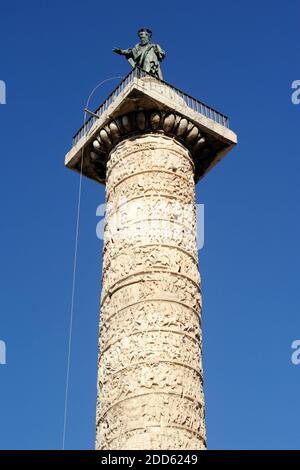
124,43,165,80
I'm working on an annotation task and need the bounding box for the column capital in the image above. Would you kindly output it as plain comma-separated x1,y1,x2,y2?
65,71,237,185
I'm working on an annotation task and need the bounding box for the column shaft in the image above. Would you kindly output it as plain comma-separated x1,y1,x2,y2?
96,133,206,450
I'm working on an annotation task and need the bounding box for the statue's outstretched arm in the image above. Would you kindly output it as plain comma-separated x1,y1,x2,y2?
112,47,133,58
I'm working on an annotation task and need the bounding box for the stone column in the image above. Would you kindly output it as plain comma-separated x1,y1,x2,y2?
96,122,206,450
65,74,237,450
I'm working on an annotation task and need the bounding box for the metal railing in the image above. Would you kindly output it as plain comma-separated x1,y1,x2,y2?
72,68,229,146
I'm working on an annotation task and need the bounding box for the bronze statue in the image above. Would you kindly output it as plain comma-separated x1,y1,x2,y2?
113,28,165,80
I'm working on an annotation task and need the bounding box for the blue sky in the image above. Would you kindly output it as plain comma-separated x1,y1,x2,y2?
0,0,299,450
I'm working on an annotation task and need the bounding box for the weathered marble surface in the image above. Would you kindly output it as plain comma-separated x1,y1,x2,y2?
96,134,206,450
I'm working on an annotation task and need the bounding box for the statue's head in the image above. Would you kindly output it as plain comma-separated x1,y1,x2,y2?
138,28,152,44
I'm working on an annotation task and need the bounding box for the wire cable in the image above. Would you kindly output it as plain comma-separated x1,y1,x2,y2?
62,75,124,450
